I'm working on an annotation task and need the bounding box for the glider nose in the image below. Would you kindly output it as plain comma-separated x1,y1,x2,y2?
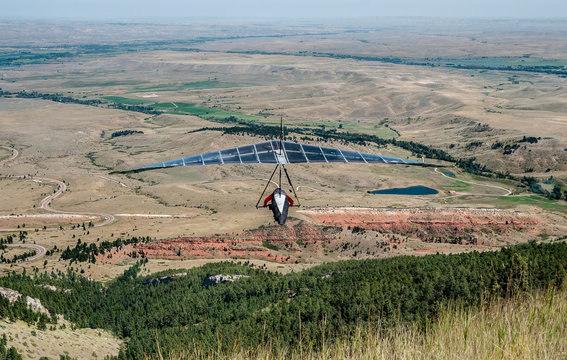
271,188,289,225
276,214,287,225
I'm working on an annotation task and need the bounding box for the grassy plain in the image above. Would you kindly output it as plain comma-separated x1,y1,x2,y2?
498,195,567,210
442,180,471,192
0,19,566,282
150,101,261,121
4,47,567,177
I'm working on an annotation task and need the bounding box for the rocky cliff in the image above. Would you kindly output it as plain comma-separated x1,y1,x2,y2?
0,286,50,315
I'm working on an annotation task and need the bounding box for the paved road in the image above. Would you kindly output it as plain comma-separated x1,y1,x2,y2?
5,243,47,262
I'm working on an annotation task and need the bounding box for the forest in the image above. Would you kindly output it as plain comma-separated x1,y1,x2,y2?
0,241,566,359
0,90,102,107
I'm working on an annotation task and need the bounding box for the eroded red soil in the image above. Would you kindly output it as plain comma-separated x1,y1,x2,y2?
301,208,541,245
116,220,338,263
98,207,550,264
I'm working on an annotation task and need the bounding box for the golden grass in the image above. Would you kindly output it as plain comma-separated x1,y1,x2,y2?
165,287,567,360
1,318,121,360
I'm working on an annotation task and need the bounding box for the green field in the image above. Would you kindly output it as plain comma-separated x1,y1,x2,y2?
102,96,154,105
443,180,471,191
152,102,261,121
101,96,261,122
498,195,566,210
183,80,245,89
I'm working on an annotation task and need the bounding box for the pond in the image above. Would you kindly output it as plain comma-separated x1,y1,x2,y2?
368,185,439,195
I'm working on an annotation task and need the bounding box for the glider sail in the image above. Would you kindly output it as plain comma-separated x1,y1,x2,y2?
112,140,436,174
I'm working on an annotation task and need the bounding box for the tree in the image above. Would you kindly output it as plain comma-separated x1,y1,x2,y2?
550,184,562,200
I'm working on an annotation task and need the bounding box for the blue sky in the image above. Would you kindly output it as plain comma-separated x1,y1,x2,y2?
2,0,566,19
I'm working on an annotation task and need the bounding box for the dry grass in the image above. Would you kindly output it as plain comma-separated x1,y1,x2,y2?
166,288,567,360
0,318,121,360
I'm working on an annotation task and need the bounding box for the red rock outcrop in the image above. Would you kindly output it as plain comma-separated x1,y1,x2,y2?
131,220,335,263
99,208,546,263
301,208,540,245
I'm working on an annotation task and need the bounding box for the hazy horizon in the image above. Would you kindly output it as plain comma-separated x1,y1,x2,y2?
2,0,567,20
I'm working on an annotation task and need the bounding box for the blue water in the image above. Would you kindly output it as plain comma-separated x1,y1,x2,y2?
442,171,455,177
369,185,439,195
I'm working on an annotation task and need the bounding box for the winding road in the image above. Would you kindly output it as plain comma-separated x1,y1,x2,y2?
0,176,114,233
0,145,18,166
36,177,115,227
0,146,48,262
435,168,512,197
0,144,544,262
5,243,46,262
0,145,114,262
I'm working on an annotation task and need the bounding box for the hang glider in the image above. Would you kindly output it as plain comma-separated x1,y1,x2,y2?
110,128,445,224
111,140,436,174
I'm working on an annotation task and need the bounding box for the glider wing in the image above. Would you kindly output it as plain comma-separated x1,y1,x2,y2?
111,140,440,174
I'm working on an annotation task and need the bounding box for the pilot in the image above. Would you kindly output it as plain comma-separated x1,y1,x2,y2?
263,188,294,224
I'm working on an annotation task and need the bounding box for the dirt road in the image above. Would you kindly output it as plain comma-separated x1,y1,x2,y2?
36,177,115,227
1,145,114,232
435,168,512,197
0,145,18,166
5,243,47,262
